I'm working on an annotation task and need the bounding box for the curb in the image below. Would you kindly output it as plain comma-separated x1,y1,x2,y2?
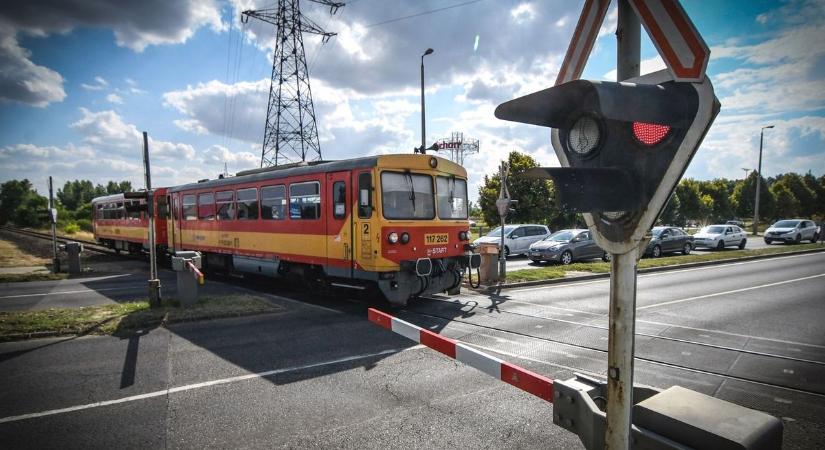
467,246,825,293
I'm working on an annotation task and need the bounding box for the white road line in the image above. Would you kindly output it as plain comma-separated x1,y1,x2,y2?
509,251,825,293
0,287,137,299
0,346,421,425
638,273,825,310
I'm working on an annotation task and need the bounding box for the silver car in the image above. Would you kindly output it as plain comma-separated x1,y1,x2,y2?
764,219,820,244
472,224,550,257
692,224,747,250
528,229,609,265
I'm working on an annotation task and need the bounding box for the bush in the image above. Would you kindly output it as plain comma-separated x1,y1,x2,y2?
63,222,80,234
75,219,93,232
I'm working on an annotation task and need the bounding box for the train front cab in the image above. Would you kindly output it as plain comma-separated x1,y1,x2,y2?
351,155,480,306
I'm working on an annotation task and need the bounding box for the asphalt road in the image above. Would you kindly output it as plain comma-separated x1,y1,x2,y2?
1,251,823,448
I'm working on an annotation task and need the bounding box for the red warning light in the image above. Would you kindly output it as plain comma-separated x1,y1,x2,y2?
632,122,671,145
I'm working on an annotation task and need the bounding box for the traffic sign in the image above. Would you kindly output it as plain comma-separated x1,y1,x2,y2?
555,0,611,85
629,0,710,82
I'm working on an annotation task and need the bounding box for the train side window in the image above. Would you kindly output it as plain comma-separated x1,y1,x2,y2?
261,185,286,220
182,195,197,220
237,188,258,220
198,193,215,220
116,202,124,220
96,204,103,220
172,196,179,220
216,191,234,220
289,181,320,220
333,181,346,219
157,195,170,219
358,172,372,218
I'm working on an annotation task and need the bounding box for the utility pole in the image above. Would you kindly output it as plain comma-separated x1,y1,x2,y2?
753,125,774,236
606,1,640,448
143,132,161,307
48,176,59,273
243,1,344,167
420,48,434,153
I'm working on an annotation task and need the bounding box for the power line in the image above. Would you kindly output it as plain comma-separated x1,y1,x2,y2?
365,0,486,28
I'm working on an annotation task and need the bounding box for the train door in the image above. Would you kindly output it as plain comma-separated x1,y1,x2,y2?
169,193,181,251
326,172,353,278
353,170,376,274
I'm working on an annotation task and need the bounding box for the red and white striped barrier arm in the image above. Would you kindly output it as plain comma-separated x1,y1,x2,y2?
368,308,553,402
187,260,204,285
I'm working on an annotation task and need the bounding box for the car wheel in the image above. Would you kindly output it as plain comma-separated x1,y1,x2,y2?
504,246,511,258
682,243,692,255
561,250,573,265
738,239,747,249
794,234,801,244
602,252,611,262
813,233,820,243
764,239,772,245
716,240,725,250
652,245,662,258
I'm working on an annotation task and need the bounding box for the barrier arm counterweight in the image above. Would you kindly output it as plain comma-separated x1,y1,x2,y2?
368,308,553,402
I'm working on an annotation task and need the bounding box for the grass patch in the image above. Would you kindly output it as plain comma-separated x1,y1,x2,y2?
0,237,52,267
0,272,68,283
0,294,282,341
503,242,824,283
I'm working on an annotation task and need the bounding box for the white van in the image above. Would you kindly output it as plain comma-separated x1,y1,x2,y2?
472,224,550,257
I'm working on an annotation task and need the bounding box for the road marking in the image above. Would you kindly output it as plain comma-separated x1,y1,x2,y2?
0,346,420,424
638,273,825,310
0,287,137,299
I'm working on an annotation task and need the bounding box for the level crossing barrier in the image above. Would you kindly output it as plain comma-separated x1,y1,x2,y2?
368,308,782,450
171,251,203,306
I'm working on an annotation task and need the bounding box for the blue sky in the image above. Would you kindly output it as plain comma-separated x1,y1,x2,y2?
1,0,823,203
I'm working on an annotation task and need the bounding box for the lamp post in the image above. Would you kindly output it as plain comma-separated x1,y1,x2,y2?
420,48,433,153
742,168,750,179
753,125,774,236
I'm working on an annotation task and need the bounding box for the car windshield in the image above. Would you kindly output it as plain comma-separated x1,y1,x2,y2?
544,230,574,242
651,228,665,237
773,220,800,228
701,226,726,234
486,225,517,237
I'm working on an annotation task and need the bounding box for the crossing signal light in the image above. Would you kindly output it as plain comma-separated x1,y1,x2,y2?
494,72,719,248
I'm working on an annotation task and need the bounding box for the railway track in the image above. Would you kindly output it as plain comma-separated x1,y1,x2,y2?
391,293,825,399
2,226,121,255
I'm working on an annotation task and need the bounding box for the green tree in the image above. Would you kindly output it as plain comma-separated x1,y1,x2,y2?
698,179,735,222
675,179,703,223
57,180,97,211
478,151,558,227
0,179,48,227
771,182,800,219
658,191,683,226
106,180,133,195
774,173,815,217
731,172,775,221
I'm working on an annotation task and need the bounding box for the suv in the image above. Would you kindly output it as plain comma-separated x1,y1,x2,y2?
473,224,550,257
764,219,820,244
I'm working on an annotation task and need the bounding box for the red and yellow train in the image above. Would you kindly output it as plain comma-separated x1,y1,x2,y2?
91,154,479,305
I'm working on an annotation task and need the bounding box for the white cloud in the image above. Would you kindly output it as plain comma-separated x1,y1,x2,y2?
511,3,536,24
106,93,123,104
0,28,66,107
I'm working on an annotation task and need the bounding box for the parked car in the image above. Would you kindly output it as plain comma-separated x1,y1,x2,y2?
528,229,609,265
764,219,820,244
644,226,694,257
725,219,745,228
692,224,747,250
473,224,550,257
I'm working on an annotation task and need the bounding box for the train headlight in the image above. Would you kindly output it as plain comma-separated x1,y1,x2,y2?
400,232,410,244
388,232,399,244
429,157,438,168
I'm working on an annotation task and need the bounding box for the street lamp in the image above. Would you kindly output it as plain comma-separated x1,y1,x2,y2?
753,125,774,236
741,168,750,179
419,48,434,153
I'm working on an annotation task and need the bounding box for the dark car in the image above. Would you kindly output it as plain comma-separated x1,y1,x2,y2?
644,226,694,257
528,229,610,265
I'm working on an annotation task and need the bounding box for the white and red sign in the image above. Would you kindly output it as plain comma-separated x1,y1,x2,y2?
557,0,710,84
629,0,709,82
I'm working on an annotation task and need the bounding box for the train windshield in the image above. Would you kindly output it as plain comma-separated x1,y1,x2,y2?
381,171,435,219
436,176,468,220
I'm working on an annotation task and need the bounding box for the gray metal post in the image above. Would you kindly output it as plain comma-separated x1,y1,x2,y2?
48,176,59,273
753,125,773,236
497,161,509,280
606,2,640,448
616,0,640,81
420,48,433,153
143,132,162,307
606,251,638,449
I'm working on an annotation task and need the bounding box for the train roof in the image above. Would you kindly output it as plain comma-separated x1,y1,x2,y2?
91,193,126,204
167,154,465,193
